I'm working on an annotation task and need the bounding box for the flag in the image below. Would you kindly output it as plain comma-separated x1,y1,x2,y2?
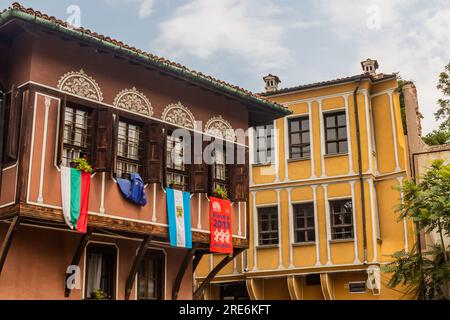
61,166,91,233
209,197,233,254
166,188,192,248
117,173,147,206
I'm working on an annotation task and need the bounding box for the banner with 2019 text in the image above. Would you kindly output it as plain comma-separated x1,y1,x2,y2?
209,196,233,254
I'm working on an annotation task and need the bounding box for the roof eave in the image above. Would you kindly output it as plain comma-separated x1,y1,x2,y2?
0,7,290,119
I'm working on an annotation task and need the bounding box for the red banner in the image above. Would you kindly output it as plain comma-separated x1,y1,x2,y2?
209,197,233,254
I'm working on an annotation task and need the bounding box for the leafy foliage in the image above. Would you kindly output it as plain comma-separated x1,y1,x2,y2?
423,129,450,146
91,289,109,300
386,160,450,299
435,61,450,130
213,186,229,200
384,245,450,300
70,156,94,173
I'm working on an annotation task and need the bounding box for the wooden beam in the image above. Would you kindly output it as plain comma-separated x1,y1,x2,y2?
193,249,243,300
64,227,93,297
192,250,206,272
172,244,198,300
124,235,152,300
0,216,21,276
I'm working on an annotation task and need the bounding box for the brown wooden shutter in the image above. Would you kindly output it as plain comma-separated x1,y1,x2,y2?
0,91,6,187
56,94,67,166
111,112,119,177
94,108,114,172
227,143,249,202
190,136,209,193
144,121,164,184
5,86,21,162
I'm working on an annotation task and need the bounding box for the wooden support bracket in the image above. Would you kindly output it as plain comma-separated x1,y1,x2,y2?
193,249,243,300
64,227,93,298
0,216,21,276
172,244,199,300
124,235,152,300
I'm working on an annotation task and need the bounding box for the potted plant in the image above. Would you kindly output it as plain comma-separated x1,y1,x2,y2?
212,186,229,200
70,155,94,173
91,288,109,300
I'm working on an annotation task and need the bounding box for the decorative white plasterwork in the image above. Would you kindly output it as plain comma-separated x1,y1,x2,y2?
113,87,153,116
57,69,103,101
204,115,235,141
162,102,196,129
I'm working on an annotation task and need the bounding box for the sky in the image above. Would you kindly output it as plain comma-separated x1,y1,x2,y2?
8,0,450,133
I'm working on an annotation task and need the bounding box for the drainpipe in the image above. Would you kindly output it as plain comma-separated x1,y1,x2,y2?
353,79,368,264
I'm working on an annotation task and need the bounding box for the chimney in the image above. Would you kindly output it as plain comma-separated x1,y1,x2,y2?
361,58,379,76
263,74,281,93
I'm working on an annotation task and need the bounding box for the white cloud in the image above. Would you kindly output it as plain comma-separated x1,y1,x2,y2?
154,0,292,73
137,0,155,18
317,0,450,133
104,0,155,18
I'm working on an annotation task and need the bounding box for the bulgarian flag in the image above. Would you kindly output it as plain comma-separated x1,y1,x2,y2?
60,166,91,233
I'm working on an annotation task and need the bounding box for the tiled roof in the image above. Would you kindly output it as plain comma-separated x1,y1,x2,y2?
0,2,290,115
260,73,398,96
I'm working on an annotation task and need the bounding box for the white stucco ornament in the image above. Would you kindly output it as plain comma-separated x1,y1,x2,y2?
205,115,235,141
57,69,103,102
162,102,197,129
113,87,153,116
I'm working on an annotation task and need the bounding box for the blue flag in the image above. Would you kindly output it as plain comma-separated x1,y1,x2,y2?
117,173,147,206
166,188,192,248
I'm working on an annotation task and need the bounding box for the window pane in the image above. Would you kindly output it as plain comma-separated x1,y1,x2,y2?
337,114,346,126
338,127,347,139
291,133,300,145
327,142,337,154
302,132,310,143
290,121,300,132
326,129,336,140
301,119,309,130
326,116,335,128
339,141,348,153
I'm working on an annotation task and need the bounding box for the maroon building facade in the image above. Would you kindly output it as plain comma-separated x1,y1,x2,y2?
0,3,289,300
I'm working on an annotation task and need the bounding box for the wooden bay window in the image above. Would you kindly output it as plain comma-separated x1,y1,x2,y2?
116,120,144,179
62,105,93,167
165,131,189,191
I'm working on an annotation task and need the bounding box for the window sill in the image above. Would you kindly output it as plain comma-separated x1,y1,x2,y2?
329,239,354,244
324,153,348,159
292,242,316,247
256,244,279,250
252,162,274,168
287,157,311,163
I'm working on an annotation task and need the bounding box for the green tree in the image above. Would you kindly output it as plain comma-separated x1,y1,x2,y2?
435,61,450,130
384,160,450,300
423,129,450,146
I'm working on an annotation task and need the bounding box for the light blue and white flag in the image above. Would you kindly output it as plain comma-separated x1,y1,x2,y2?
166,188,192,248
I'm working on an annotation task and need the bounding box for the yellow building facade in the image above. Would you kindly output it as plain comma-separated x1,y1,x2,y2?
196,60,415,300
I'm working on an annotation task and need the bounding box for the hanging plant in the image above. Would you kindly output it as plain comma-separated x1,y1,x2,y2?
91,288,109,300
212,186,229,200
70,156,94,174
